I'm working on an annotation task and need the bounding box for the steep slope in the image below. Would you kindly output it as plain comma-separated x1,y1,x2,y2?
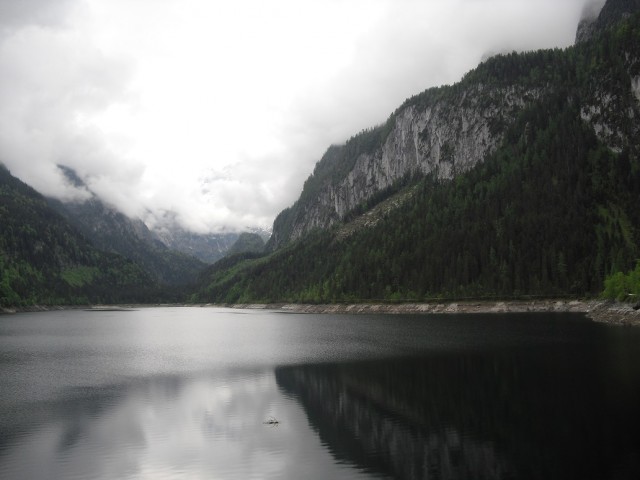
0,164,156,307
195,6,640,303
52,165,237,268
224,232,265,257
50,194,206,285
268,72,547,250
268,0,640,251
152,224,239,264
577,0,640,43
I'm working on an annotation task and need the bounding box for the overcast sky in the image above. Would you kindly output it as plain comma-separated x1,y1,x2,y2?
0,0,604,233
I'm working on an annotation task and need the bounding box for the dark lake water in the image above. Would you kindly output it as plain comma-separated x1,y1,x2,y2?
1,307,640,479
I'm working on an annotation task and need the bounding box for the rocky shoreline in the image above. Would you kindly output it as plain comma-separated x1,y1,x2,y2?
3,299,640,326
222,299,640,326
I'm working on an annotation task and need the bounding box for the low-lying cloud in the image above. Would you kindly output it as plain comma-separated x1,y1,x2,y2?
0,0,598,233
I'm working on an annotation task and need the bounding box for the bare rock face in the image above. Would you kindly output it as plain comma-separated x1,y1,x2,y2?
278,84,543,248
576,17,599,44
575,0,605,44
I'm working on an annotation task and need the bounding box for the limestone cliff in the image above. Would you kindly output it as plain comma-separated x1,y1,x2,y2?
269,82,544,249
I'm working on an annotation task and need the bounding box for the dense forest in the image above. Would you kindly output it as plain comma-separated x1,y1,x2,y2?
49,196,206,286
194,12,640,304
0,165,185,307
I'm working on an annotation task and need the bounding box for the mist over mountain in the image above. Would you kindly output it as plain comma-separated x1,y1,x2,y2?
150,223,239,265
51,165,263,266
576,0,639,41
0,164,157,307
0,0,594,236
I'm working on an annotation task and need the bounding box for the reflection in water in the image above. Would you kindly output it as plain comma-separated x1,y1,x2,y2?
2,310,640,479
276,345,640,480
0,370,371,480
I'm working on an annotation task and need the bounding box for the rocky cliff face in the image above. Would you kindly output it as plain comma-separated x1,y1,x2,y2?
577,0,640,154
269,81,548,250
269,0,640,250
284,84,542,245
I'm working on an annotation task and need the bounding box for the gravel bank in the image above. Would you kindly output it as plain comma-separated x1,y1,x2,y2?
223,299,640,326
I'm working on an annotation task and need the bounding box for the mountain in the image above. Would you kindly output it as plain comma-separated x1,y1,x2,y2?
49,167,206,285
268,1,639,252
225,232,265,257
151,225,271,264
51,165,243,267
0,164,157,307
194,0,640,303
151,222,239,264
577,0,640,43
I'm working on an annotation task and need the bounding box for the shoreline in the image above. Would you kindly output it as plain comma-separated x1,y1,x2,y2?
221,299,640,326
3,299,639,326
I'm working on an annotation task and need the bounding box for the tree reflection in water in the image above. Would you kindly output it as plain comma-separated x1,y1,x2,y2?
276,344,640,480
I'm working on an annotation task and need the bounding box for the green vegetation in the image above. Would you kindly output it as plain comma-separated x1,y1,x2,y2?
0,164,159,307
603,261,640,301
225,233,265,257
49,195,206,286
61,266,100,287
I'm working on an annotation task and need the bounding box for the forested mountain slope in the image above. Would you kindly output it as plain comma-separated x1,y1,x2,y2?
0,165,159,307
225,233,265,257
268,0,640,251
194,4,640,304
49,195,206,286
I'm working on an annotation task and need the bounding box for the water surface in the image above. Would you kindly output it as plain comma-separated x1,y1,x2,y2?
1,307,639,479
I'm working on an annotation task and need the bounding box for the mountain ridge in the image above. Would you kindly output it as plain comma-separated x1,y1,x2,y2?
267,0,640,251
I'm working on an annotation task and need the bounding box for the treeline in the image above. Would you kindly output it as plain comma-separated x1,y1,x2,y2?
603,261,640,301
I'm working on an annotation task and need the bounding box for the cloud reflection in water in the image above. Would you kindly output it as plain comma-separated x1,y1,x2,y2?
0,370,372,480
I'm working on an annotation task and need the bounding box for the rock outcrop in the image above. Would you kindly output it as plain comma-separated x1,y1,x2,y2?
270,81,547,249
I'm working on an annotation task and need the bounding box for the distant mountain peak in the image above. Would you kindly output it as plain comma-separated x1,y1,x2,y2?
57,164,87,189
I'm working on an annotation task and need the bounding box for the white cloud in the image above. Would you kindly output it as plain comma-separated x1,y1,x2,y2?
0,0,595,233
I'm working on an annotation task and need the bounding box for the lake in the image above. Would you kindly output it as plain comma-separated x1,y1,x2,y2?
1,307,639,479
